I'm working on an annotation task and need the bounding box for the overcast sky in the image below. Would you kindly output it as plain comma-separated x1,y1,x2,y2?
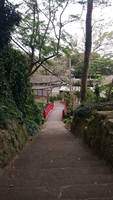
9,0,113,54
10,0,113,35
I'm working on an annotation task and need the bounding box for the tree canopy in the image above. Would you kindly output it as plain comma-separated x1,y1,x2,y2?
72,52,113,78
16,0,72,76
0,0,21,48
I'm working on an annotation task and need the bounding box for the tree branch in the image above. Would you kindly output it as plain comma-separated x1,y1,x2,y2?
56,0,70,53
28,54,56,77
38,0,52,59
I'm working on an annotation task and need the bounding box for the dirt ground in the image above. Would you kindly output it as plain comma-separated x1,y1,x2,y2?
0,102,113,200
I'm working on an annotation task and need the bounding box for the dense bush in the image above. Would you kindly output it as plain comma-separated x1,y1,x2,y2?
49,94,62,103
73,102,113,119
0,46,29,106
49,95,56,103
62,93,74,128
0,46,44,135
0,0,20,48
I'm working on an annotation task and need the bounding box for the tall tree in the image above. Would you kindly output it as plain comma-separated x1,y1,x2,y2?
16,0,70,77
80,0,93,102
80,0,111,102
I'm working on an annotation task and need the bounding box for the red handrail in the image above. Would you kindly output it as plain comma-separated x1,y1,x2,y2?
44,104,54,119
62,105,67,119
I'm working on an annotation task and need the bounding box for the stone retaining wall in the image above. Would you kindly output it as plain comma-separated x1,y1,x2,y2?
72,110,113,166
0,120,28,167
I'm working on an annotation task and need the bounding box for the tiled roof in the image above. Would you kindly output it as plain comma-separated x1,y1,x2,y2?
30,74,59,84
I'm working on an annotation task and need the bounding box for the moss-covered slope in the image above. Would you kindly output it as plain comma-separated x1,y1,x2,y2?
0,119,28,167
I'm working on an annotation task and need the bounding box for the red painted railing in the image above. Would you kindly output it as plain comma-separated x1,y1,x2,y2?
44,104,54,119
62,105,67,119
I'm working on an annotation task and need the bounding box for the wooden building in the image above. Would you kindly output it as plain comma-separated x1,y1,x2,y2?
30,74,60,101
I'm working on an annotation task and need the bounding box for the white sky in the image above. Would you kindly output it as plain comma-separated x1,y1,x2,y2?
9,0,113,34
9,0,113,30
64,1,113,36
9,0,113,55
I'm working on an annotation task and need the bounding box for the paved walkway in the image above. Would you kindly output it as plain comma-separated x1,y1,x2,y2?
0,102,113,200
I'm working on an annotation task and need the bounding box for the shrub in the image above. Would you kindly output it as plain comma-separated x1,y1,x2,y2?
0,46,44,135
24,119,40,136
49,96,56,103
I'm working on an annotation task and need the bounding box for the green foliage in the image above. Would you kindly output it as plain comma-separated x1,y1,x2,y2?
74,104,94,118
90,57,113,76
49,96,56,103
74,102,113,119
72,104,113,166
87,88,94,98
94,84,100,101
0,46,29,108
71,52,84,78
0,46,44,135
0,0,21,48
0,78,11,99
49,94,62,103
24,119,40,136
64,115,73,128
63,93,74,129
63,93,72,106
17,0,59,59
16,0,74,77
54,94,62,100
72,52,113,78
0,104,9,129
24,97,44,125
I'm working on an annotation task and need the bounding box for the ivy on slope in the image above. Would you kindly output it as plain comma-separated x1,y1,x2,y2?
0,46,44,136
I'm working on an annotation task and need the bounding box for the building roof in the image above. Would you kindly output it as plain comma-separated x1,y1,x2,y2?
32,85,52,90
30,74,59,84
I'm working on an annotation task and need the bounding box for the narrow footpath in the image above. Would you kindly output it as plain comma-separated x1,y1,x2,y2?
0,102,113,200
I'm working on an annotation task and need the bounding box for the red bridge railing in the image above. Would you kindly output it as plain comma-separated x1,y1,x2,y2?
44,104,54,119
62,105,67,119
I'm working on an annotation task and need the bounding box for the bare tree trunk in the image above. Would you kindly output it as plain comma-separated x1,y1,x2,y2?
28,2,36,74
80,0,93,102
68,58,72,93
